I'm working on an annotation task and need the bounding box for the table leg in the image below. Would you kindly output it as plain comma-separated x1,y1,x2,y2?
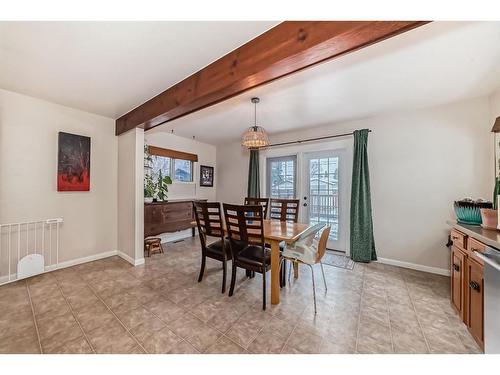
293,262,299,279
270,240,280,305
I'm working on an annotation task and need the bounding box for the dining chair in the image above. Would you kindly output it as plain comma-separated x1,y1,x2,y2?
269,198,300,223
244,197,270,219
268,198,300,287
193,201,232,293
280,224,331,313
223,203,273,310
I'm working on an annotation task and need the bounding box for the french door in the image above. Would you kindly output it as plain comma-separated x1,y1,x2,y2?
303,150,347,252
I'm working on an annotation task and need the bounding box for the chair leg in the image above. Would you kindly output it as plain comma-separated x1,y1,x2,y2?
198,255,206,282
262,268,266,310
309,264,317,314
281,259,287,288
246,269,251,278
229,264,237,297
279,258,285,288
320,262,328,292
159,242,165,254
221,260,227,294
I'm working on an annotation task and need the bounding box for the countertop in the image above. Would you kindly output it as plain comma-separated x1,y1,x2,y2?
447,220,500,250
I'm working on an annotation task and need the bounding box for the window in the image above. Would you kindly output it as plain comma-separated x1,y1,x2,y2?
266,155,297,198
151,155,171,177
174,159,193,182
150,155,193,182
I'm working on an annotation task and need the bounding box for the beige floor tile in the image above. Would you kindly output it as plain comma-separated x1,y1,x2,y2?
75,302,117,333
87,322,137,354
32,294,70,321
392,328,429,354
169,314,221,352
0,327,40,354
143,297,185,323
247,330,288,354
140,327,184,354
130,318,167,343
284,326,323,353
45,336,94,354
37,312,84,352
205,336,247,354
66,287,100,311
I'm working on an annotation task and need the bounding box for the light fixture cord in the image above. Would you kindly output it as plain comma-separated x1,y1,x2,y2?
253,100,257,130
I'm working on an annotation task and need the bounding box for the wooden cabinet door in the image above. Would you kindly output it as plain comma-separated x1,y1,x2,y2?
451,246,465,318
467,258,484,347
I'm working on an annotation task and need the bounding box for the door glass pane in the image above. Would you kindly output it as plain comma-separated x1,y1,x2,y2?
267,156,296,198
174,159,193,182
308,156,339,241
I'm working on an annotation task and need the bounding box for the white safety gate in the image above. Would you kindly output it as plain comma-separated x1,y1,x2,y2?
0,218,63,285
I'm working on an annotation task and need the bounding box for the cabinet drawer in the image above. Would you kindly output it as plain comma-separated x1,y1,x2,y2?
467,237,486,266
450,229,467,250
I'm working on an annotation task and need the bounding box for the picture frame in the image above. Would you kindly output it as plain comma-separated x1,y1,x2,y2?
57,132,91,191
199,165,214,187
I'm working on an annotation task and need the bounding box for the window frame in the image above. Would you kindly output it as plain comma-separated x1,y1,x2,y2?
151,155,194,183
266,155,297,199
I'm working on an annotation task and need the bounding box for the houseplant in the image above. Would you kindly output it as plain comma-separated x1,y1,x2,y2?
480,176,500,229
156,170,172,201
144,173,155,203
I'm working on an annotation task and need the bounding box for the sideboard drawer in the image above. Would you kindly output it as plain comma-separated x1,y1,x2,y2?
450,229,467,250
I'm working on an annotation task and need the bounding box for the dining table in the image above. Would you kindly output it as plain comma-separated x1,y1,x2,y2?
192,218,312,305
262,219,311,305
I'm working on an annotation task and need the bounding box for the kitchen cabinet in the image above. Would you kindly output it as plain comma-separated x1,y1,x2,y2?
449,228,485,350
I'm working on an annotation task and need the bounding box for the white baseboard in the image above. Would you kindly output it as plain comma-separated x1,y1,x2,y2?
0,249,147,286
117,251,145,266
377,257,450,276
154,229,197,244
0,250,119,286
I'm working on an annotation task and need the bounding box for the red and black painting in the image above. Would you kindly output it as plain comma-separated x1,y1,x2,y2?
57,132,91,191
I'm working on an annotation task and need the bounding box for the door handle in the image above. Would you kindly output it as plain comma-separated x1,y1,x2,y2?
453,264,460,272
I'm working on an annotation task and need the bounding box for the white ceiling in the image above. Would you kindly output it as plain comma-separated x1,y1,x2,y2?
0,21,279,118
150,21,500,145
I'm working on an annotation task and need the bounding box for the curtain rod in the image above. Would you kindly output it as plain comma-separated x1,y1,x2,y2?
267,129,372,148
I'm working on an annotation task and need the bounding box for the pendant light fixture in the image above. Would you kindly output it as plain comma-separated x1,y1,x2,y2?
241,97,270,149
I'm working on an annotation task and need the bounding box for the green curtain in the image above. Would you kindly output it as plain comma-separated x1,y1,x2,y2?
247,149,260,198
350,129,377,262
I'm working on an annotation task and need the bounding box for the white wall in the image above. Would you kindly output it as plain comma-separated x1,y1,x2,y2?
117,128,144,265
0,89,118,264
217,96,494,273
144,131,217,201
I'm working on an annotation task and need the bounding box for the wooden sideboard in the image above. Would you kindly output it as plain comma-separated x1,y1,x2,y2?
145,199,205,238
449,228,485,349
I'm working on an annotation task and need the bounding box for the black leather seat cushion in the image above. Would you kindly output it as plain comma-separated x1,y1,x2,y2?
206,239,232,259
237,245,271,267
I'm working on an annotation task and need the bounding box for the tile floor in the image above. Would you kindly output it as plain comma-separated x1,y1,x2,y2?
0,237,482,354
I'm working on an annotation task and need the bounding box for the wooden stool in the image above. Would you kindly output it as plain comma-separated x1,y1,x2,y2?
144,238,164,257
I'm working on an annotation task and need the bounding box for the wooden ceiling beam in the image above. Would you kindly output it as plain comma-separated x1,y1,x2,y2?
116,21,429,135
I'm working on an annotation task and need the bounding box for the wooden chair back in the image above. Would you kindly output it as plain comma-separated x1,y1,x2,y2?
316,226,331,263
244,197,270,219
223,203,265,248
193,201,224,250
269,198,300,223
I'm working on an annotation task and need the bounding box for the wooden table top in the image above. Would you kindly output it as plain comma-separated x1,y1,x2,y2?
191,219,311,243
262,220,310,242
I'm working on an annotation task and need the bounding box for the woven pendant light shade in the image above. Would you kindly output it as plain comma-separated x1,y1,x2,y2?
241,97,270,149
241,126,270,149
